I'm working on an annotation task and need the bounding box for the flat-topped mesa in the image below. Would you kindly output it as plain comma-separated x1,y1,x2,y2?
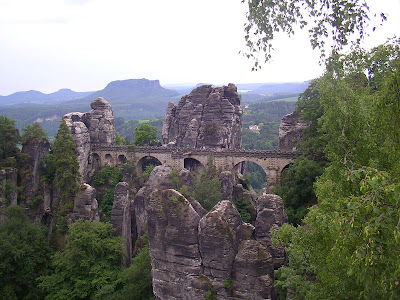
162,84,243,150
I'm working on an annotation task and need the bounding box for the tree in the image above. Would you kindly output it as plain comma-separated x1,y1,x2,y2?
133,123,158,146
242,0,386,69
0,206,52,300
53,119,80,213
21,122,48,144
39,220,123,300
0,116,20,168
274,156,323,225
272,39,400,299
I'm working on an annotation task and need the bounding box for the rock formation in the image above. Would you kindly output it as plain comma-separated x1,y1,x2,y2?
134,165,285,299
64,97,116,181
70,183,100,223
162,84,243,149
278,111,309,151
20,138,51,205
111,182,132,266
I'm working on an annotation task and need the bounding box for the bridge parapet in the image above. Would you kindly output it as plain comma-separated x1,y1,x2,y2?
91,144,299,159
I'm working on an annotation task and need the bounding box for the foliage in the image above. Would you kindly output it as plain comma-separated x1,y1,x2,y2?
28,194,44,209
273,39,400,299
116,235,154,300
274,156,323,225
0,115,20,168
92,166,124,221
242,0,384,69
235,197,251,223
224,277,233,291
41,153,56,184
3,179,13,204
101,188,115,222
142,165,155,182
39,220,123,300
192,156,222,211
205,283,218,300
94,166,123,187
0,206,52,300
133,123,158,146
53,119,80,214
21,122,48,144
115,132,129,145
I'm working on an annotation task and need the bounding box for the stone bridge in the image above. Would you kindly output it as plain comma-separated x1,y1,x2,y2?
91,144,299,189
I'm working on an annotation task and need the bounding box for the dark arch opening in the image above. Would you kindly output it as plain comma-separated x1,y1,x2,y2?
281,163,293,177
92,153,101,169
184,158,204,173
104,154,113,166
232,161,267,195
137,156,162,173
118,154,127,165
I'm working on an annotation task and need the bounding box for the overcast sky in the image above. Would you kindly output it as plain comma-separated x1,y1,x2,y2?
0,0,399,96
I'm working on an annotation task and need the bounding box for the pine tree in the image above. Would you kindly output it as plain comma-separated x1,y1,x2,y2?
53,119,80,213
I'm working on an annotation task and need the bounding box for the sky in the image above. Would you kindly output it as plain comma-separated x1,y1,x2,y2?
0,0,399,96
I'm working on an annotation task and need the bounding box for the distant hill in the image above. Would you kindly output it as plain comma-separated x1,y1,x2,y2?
68,79,180,105
0,89,94,105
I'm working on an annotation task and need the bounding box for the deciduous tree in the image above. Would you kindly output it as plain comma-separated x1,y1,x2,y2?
242,0,386,69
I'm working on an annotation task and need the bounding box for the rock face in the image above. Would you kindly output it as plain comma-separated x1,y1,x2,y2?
111,182,132,266
162,84,243,149
278,111,309,151
64,97,116,181
148,189,205,299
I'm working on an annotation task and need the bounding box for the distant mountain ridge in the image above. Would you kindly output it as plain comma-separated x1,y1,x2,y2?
67,79,180,105
0,89,94,105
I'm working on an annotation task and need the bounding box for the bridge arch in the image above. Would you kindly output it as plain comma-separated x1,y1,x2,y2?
118,154,127,165
184,157,204,173
104,154,114,166
137,155,162,173
232,161,267,193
